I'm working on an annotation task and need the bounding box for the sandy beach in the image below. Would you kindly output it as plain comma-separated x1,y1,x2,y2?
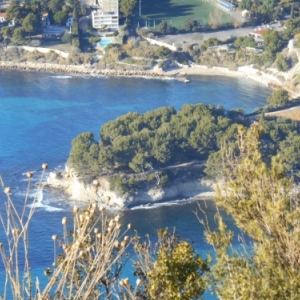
161,64,281,86
159,64,300,99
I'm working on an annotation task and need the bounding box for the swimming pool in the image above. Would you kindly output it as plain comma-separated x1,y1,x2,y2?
99,38,113,47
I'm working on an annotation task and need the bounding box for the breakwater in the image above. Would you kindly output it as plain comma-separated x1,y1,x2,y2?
0,61,175,80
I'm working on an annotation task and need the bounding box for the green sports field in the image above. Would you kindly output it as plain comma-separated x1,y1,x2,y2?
141,0,231,28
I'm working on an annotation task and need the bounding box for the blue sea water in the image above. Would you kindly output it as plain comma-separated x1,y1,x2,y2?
0,69,270,298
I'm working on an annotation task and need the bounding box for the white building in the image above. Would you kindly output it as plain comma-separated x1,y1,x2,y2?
66,16,74,27
218,0,235,12
91,0,119,30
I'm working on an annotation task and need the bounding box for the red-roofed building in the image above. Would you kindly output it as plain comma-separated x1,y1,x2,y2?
0,12,6,23
249,28,269,41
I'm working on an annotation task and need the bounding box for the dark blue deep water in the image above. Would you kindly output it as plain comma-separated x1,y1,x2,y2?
0,70,271,298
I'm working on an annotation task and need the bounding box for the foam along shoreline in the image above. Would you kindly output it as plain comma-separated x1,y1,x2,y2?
43,169,216,210
128,196,212,210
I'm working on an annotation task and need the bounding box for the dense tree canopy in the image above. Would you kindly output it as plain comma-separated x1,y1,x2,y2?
22,13,40,37
69,103,300,179
234,36,257,48
120,0,137,18
6,0,29,23
267,89,289,106
262,30,282,55
275,53,290,71
69,104,238,174
183,19,199,32
54,11,68,25
69,132,100,174
158,20,168,34
12,27,25,42
5,0,82,30
48,0,65,14
148,241,209,299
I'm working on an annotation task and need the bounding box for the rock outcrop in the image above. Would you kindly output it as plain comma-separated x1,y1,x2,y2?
44,168,216,209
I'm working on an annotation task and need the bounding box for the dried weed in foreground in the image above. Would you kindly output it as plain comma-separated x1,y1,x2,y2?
0,164,134,300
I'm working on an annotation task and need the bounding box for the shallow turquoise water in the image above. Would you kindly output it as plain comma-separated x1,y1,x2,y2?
0,69,270,298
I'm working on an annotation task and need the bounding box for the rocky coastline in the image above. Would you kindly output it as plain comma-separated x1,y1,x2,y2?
43,168,216,210
0,60,295,96
0,61,176,80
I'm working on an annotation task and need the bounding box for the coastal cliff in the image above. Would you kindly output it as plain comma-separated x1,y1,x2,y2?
44,168,216,209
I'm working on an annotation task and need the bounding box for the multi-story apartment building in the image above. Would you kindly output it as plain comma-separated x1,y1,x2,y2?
90,0,119,31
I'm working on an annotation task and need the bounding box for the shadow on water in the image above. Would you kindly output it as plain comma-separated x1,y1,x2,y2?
109,199,250,254
115,199,251,300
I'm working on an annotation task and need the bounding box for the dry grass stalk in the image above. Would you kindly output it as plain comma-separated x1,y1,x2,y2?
40,207,133,299
0,164,48,300
0,164,134,300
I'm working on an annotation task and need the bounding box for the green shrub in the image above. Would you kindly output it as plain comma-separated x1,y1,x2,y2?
109,176,128,194
45,51,59,62
72,37,80,48
89,36,101,44
128,175,136,187
12,27,26,43
159,174,169,187
155,46,171,59
275,53,290,72
267,89,289,107
148,239,209,299
147,173,156,183
62,32,72,44
183,19,199,32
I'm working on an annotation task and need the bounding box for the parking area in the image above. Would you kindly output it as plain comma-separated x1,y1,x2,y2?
155,22,283,46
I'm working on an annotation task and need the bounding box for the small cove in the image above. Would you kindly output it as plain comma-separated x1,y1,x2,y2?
0,69,270,298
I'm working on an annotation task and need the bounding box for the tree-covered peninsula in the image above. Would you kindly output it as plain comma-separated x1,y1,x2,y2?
69,104,239,174
69,103,300,182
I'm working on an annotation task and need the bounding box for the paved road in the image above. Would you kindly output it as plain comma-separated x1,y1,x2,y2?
156,27,255,45
156,22,283,45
